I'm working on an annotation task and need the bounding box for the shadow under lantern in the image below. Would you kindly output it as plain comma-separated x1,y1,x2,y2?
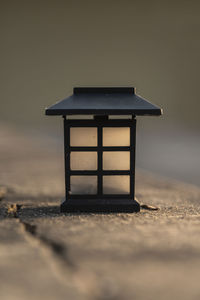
45,87,162,213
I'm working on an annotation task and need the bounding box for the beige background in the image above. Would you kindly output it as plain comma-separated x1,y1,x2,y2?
1,0,200,184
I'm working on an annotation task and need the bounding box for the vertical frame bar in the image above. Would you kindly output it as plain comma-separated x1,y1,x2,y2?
130,118,136,200
98,125,103,196
63,116,70,201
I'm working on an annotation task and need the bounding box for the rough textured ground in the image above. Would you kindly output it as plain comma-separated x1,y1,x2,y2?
1,125,200,300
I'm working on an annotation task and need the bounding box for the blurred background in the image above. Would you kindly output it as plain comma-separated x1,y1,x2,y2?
0,0,200,186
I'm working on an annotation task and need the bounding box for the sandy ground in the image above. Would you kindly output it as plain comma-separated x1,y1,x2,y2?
1,125,200,300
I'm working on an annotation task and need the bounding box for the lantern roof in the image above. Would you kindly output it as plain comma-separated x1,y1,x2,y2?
45,87,162,116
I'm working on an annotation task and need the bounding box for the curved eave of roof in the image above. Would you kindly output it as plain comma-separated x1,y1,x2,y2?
45,108,162,116
45,89,163,116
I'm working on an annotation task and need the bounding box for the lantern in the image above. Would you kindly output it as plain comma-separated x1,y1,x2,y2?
45,87,162,212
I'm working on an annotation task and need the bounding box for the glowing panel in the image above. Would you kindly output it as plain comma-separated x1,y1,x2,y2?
103,152,130,170
103,176,130,194
71,152,97,170
103,127,130,146
70,176,97,194
70,127,97,146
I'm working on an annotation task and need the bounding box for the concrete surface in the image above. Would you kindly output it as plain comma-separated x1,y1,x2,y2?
1,125,200,300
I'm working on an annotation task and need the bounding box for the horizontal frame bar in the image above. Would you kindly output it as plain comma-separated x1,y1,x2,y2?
69,194,132,200
70,146,131,151
70,170,131,175
66,119,135,127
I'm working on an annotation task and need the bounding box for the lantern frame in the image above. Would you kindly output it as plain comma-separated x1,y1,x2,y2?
61,116,140,212
45,87,162,213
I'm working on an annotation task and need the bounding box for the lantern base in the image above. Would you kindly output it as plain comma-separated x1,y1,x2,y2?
60,198,140,213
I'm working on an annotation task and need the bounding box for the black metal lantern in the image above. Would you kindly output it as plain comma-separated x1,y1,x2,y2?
45,87,162,212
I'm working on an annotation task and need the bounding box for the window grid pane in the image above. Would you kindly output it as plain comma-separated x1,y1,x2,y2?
103,151,130,170
70,127,97,146
103,127,130,146
70,176,97,194
68,124,132,197
70,152,97,170
103,175,130,194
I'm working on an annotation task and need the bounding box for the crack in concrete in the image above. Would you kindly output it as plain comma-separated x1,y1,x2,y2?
21,220,76,270
19,219,102,299
1,200,75,270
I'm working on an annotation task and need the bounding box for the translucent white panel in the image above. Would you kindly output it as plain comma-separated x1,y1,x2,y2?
103,176,130,194
103,152,130,170
109,115,132,119
71,152,97,170
67,115,94,119
70,127,97,146
103,127,130,146
71,176,97,194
